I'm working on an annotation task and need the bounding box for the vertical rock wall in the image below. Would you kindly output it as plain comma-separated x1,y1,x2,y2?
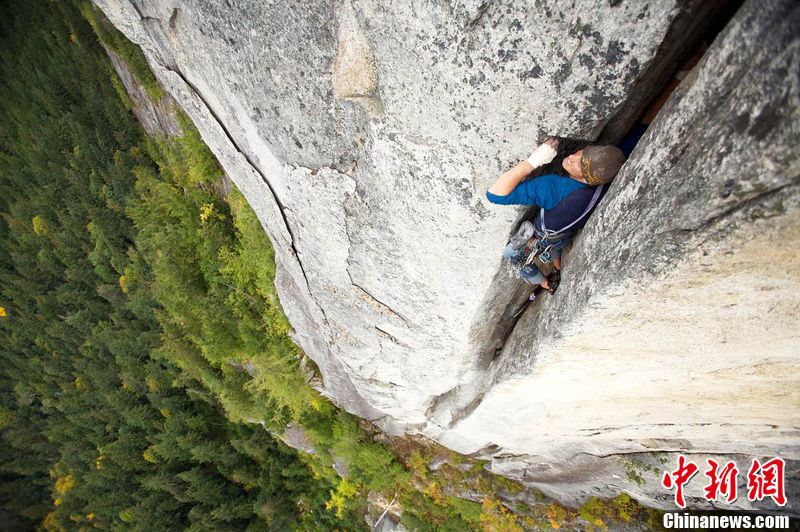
433,0,800,510
93,0,799,509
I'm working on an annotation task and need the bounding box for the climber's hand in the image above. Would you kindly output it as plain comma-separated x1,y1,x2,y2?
527,138,558,168
488,136,559,196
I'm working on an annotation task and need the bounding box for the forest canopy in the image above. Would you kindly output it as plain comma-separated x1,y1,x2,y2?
0,2,373,529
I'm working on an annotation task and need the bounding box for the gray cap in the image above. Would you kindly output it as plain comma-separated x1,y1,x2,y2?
581,145,626,185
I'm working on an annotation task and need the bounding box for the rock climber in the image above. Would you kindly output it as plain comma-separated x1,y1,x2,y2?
486,137,625,296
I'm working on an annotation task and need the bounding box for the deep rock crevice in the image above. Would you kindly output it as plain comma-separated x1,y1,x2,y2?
597,0,738,143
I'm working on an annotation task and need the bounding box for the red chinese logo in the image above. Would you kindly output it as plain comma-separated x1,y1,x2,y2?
662,455,699,508
662,455,787,508
747,457,787,506
704,459,738,503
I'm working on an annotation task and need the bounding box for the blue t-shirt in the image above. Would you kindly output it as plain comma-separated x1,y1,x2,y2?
485,173,588,209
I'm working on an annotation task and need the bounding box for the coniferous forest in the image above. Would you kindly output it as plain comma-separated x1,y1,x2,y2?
1,2,665,531
0,2,390,529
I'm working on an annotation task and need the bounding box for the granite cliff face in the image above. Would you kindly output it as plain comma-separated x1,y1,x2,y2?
94,0,800,511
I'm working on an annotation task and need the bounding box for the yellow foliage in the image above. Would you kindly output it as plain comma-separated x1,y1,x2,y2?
199,202,224,223
55,474,75,495
118,508,135,523
143,447,157,463
159,407,170,418
43,511,63,532
338,479,358,498
546,503,567,529
480,497,523,532
424,480,445,505
0,306,6,317
145,376,159,392
118,274,128,294
32,215,46,236
407,450,429,480
310,397,322,411
611,492,636,522
69,33,77,43
95,455,105,470
74,376,86,391
0,407,13,429
325,479,358,519
86,513,95,521
54,498,62,506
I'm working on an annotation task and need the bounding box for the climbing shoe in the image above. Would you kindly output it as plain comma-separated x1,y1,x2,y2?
544,269,560,294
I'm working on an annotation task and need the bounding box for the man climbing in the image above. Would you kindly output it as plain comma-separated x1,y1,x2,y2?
486,137,625,296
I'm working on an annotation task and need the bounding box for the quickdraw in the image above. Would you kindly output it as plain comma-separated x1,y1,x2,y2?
523,238,555,265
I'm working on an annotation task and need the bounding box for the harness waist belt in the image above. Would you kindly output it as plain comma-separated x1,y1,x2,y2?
539,184,604,237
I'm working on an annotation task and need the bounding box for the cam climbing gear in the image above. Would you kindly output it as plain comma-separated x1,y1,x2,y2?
504,221,536,276
504,221,557,284
508,221,535,254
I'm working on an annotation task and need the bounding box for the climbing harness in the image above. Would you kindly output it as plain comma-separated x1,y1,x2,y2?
529,183,605,264
504,184,606,281
536,183,604,241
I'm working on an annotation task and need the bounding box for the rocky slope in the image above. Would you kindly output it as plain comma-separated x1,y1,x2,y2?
93,0,799,511
103,45,181,136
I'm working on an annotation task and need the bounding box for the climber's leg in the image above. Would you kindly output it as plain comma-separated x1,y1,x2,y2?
547,241,565,270
548,246,562,270
519,264,546,287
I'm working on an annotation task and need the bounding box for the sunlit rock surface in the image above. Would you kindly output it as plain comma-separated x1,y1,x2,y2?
94,0,799,510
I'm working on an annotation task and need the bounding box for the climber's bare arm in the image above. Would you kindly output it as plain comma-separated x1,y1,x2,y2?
488,161,534,196
488,137,559,196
